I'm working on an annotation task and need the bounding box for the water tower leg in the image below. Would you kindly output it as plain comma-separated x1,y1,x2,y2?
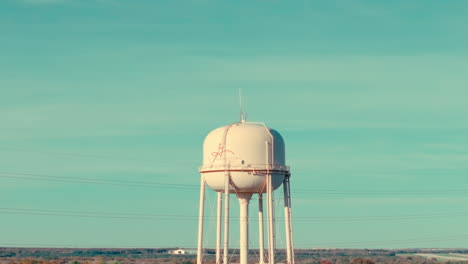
267,173,275,264
283,175,292,264
238,193,252,264
197,175,206,264
223,172,230,264
258,193,265,264
216,192,223,264
286,173,295,264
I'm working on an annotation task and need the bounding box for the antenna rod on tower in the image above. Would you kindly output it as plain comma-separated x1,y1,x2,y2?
239,88,243,122
239,89,246,123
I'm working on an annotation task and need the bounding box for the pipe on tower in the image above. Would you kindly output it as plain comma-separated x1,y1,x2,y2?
267,174,275,264
258,193,265,264
286,173,295,264
266,141,275,264
283,175,293,264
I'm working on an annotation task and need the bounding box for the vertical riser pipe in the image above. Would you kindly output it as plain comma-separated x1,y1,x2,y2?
258,194,265,264
283,178,292,264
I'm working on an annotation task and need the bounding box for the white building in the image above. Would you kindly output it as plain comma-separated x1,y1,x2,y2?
170,249,186,255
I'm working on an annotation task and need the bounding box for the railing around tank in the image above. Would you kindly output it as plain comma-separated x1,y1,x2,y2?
199,164,290,173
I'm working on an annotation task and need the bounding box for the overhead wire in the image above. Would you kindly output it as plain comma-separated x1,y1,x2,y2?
0,171,198,190
2,137,468,250
0,145,157,164
2,170,468,196
1,146,468,196
1,207,468,222
2,149,467,248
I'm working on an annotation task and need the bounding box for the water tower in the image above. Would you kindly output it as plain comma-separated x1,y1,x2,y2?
197,116,295,264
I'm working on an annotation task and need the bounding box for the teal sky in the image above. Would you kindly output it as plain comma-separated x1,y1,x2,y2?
1,0,468,250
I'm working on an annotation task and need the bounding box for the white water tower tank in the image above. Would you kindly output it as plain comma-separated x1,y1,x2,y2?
196,118,295,264
199,121,288,193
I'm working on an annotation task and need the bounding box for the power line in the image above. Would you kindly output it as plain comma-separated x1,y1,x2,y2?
0,145,157,164
0,171,198,190
0,207,189,217
2,170,468,196
2,147,467,250
293,189,468,195
2,146,467,195
1,207,468,222
0,211,195,221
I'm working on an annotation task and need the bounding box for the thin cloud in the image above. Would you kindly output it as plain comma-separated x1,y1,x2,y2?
16,0,119,5
17,0,72,4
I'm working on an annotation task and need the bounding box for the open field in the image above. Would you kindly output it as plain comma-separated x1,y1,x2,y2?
414,253,468,261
